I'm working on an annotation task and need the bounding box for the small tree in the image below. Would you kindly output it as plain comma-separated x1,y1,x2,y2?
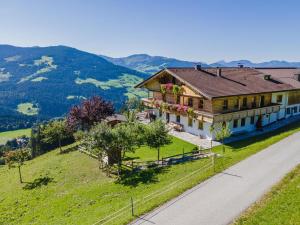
211,122,231,154
67,96,114,131
5,148,31,183
41,120,70,153
88,121,146,176
145,120,171,162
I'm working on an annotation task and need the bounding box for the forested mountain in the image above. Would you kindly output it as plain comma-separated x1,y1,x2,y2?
0,45,147,124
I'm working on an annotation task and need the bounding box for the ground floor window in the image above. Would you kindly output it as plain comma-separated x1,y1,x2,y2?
241,118,246,127
198,121,203,130
250,116,255,124
286,108,291,115
294,106,298,113
159,110,162,117
233,119,238,128
176,115,180,123
188,117,193,127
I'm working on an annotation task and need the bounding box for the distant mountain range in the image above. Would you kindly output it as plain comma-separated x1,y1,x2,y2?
100,54,209,74
102,54,300,74
0,45,147,120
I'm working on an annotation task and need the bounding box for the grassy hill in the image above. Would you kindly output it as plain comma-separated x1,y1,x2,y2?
0,45,147,121
0,128,31,145
2,120,300,224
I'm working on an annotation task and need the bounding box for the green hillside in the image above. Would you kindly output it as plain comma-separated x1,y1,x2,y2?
0,128,31,145
0,45,147,121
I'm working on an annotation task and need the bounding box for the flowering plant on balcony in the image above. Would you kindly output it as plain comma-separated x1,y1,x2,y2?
165,83,173,90
160,102,168,112
176,104,188,113
187,107,195,117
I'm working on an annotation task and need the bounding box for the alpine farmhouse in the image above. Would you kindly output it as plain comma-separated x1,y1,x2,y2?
135,66,300,140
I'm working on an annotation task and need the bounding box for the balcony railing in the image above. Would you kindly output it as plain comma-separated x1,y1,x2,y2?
213,103,281,123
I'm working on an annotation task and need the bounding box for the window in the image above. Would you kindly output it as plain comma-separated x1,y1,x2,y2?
198,121,203,130
233,119,239,128
198,99,204,109
223,99,228,110
176,95,180,104
159,110,162,117
250,116,255,124
188,117,193,127
252,97,257,108
294,106,298,113
176,115,180,123
286,108,291,115
234,98,239,109
188,98,193,107
242,97,247,108
260,96,265,107
166,113,170,123
241,118,246,127
277,95,283,103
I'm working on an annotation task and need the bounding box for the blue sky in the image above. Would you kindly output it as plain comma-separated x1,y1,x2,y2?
1,0,300,63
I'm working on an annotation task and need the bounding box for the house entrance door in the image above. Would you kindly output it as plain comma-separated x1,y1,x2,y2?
166,113,170,123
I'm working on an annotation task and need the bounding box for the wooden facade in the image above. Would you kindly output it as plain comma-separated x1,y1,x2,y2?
144,71,279,123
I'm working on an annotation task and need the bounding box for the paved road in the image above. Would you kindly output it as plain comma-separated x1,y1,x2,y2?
131,132,300,225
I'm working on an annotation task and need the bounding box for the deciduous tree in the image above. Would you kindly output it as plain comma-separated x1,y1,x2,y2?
5,148,31,183
145,120,171,162
67,96,114,131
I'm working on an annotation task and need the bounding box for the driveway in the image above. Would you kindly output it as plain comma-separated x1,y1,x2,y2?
131,131,300,225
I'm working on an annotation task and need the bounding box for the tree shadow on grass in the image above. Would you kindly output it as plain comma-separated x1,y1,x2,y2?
123,156,140,161
23,176,55,190
59,145,78,155
116,166,169,187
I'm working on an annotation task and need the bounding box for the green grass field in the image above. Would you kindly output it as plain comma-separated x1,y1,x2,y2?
0,128,31,145
126,136,196,161
1,120,300,225
17,103,39,116
234,164,300,225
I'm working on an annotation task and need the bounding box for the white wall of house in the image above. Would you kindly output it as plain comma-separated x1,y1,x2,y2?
271,92,288,119
152,102,297,140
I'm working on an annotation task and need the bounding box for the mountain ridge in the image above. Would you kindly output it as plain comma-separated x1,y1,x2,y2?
102,54,300,73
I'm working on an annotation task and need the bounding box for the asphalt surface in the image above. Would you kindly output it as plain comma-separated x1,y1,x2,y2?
131,132,300,225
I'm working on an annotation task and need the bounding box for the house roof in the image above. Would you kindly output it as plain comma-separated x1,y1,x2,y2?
104,114,127,123
255,68,300,89
136,67,298,99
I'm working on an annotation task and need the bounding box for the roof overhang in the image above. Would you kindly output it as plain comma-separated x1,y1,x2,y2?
135,68,213,99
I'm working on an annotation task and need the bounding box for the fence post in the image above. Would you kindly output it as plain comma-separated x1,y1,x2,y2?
131,196,134,216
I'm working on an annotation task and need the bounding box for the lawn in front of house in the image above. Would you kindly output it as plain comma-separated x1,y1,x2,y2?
1,120,300,225
0,128,31,145
233,164,300,225
125,136,196,162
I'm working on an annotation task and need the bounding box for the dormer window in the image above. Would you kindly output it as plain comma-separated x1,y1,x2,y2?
264,75,271,80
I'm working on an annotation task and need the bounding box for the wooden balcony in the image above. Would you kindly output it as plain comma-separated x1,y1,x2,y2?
142,98,281,124
213,104,281,123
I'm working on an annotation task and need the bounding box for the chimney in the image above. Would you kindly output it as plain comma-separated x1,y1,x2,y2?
217,68,222,77
195,64,202,70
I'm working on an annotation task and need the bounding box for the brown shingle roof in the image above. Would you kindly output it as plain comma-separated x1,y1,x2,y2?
255,68,300,88
166,67,296,98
